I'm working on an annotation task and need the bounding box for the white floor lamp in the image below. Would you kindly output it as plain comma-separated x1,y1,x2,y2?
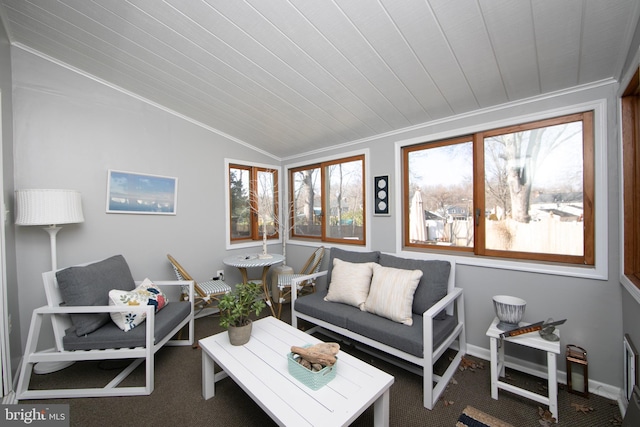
15,189,84,374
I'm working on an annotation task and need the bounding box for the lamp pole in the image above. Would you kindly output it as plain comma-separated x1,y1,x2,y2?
43,225,62,271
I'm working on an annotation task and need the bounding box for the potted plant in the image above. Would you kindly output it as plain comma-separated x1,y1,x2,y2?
219,281,266,345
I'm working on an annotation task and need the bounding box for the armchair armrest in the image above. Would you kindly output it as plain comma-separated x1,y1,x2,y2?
291,271,327,302
34,305,154,315
424,287,463,319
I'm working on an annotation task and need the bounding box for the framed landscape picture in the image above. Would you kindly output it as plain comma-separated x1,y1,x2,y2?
106,169,178,215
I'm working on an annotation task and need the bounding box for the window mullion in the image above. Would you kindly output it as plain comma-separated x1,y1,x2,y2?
474,132,486,256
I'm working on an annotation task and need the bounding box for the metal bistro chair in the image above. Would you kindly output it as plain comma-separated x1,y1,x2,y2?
275,246,325,318
167,254,231,319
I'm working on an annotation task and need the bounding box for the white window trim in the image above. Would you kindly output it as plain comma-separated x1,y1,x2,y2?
284,148,371,251
225,158,282,251
394,99,608,280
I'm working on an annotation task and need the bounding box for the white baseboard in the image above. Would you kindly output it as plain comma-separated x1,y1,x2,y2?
466,343,622,404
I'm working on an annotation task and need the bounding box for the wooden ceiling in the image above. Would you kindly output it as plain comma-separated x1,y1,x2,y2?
1,0,638,159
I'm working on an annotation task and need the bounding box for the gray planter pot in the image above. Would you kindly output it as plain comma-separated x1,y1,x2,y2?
228,320,252,346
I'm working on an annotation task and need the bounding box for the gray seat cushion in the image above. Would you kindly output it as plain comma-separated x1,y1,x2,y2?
56,255,136,336
62,301,191,351
378,254,450,319
293,291,355,329
346,311,458,358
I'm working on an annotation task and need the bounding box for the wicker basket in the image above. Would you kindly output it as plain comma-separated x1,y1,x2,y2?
287,351,337,390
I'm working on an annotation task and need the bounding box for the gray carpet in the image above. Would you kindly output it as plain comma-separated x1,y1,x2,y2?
25,306,622,426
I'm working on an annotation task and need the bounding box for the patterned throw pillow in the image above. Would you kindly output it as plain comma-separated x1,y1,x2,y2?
109,278,168,332
364,264,423,326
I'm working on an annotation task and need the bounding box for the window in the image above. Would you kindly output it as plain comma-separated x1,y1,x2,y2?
622,68,640,289
290,155,365,245
403,111,594,265
229,164,278,242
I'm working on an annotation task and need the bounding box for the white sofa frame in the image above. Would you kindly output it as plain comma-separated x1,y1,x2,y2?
16,270,195,400
291,261,466,410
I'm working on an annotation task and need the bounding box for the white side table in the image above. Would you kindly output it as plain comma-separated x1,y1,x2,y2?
486,317,560,421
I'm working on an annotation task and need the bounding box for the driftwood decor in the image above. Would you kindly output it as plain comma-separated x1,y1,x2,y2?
291,343,340,372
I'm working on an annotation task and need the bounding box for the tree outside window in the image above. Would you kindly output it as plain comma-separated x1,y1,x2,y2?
404,111,594,265
290,155,365,245
229,164,278,242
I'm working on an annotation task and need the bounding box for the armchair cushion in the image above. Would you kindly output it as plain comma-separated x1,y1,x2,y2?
56,255,136,336
109,278,168,332
62,301,191,351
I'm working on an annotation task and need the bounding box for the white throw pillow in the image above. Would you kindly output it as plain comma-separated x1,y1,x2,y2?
109,278,168,332
324,259,375,310
364,264,423,325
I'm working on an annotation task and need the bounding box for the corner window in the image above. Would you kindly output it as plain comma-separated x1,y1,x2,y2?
622,69,640,288
229,164,278,242
290,155,365,245
403,111,594,265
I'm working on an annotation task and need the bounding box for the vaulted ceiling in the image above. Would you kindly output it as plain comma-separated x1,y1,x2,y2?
1,1,638,159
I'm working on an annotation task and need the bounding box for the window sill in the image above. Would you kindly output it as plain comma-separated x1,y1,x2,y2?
398,249,607,281
621,275,640,305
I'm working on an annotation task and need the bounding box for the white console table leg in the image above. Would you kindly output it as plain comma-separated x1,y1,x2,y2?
490,336,499,399
547,351,558,420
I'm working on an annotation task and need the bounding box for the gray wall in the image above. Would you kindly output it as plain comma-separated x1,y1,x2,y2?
11,48,278,353
620,17,640,390
284,82,624,391
0,16,19,376
8,36,637,396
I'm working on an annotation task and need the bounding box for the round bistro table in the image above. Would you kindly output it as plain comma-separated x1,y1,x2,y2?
223,253,284,317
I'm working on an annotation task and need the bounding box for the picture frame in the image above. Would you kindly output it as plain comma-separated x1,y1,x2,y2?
374,175,390,215
106,169,178,215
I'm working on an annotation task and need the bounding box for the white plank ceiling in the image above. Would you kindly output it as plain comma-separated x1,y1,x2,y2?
1,0,638,159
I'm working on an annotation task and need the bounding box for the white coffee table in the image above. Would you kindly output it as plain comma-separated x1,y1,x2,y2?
200,316,394,427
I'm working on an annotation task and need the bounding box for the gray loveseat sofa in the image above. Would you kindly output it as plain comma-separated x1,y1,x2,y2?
291,247,466,410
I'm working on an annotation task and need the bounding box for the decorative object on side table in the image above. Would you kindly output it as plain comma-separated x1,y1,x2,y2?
492,295,526,331
288,343,340,390
499,318,566,339
219,281,266,346
566,344,589,397
539,318,561,341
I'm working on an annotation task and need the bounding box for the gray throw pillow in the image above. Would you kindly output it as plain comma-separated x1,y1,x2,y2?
378,254,451,319
326,247,380,287
56,254,136,336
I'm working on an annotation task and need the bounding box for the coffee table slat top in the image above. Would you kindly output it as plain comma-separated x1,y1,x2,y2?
200,316,394,426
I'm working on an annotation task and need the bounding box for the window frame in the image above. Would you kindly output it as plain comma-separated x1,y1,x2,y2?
622,68,640,290
287,151,368,247
395,100,608,280
226,160,280,249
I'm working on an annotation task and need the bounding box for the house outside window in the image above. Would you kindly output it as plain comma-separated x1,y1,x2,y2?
289,154,365,245
403,111,594,265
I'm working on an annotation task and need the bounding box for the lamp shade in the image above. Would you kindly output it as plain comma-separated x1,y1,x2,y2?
15,189,84,226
